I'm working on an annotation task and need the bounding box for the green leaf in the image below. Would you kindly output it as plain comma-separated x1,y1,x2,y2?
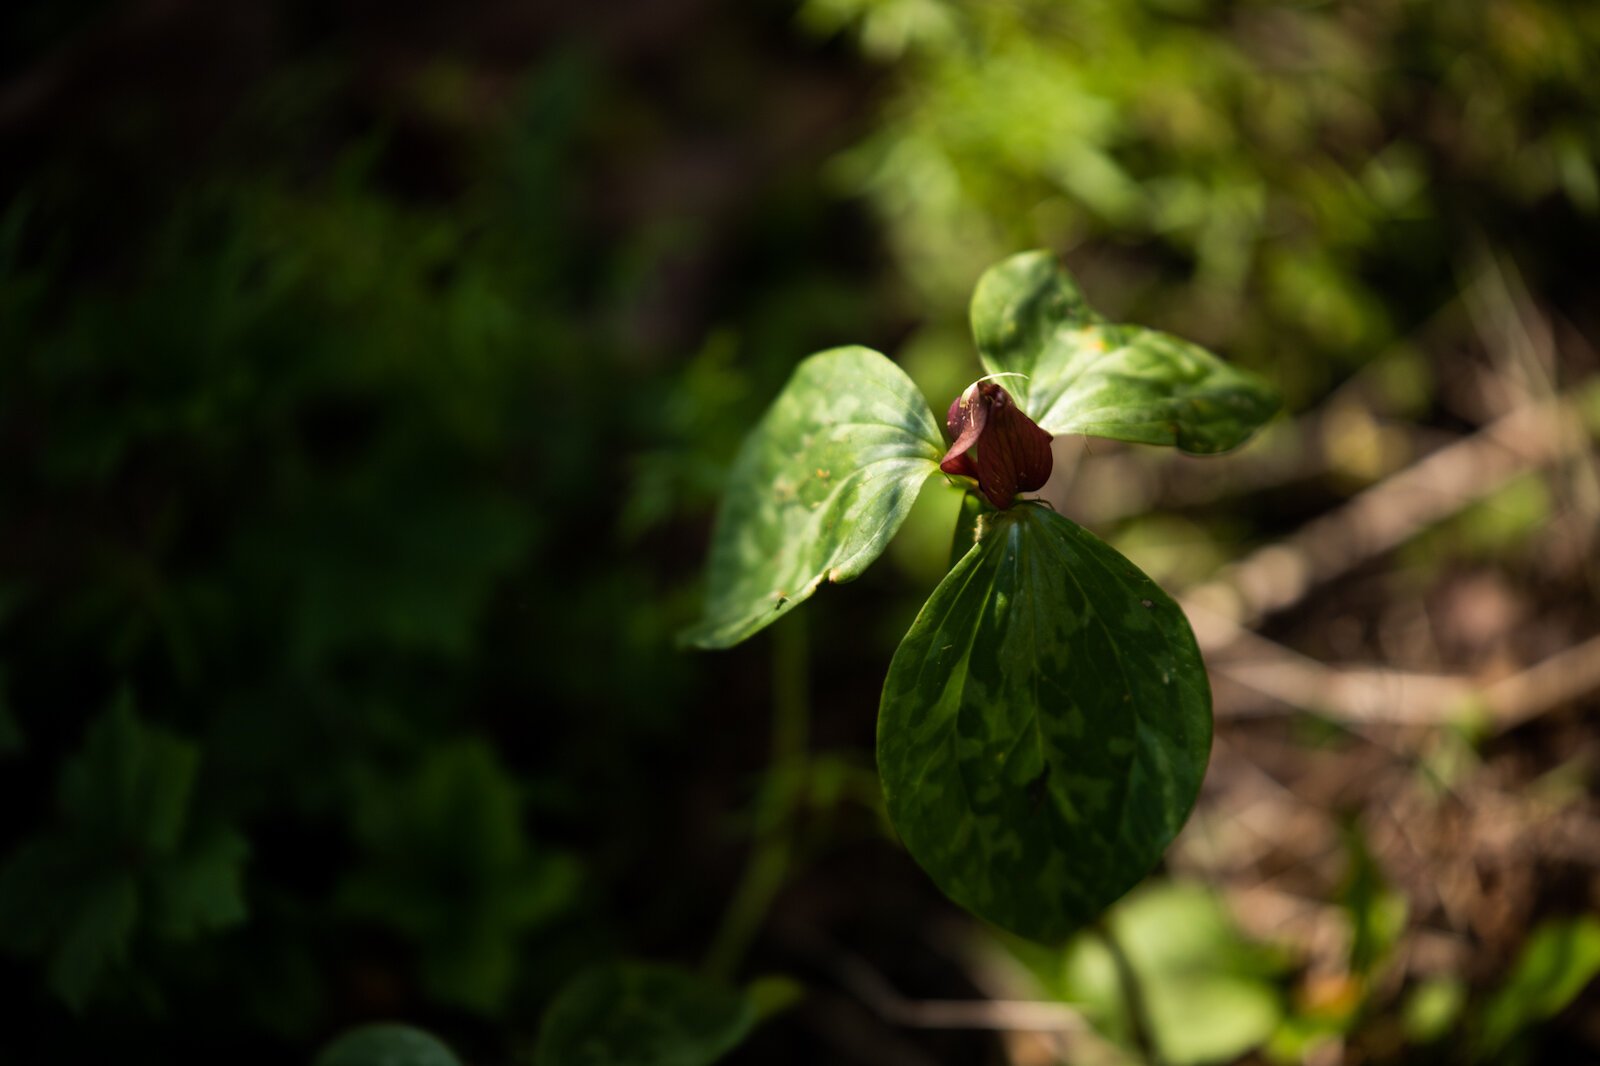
0,695,249,1008
535,963,756,1066
878,503,1211,942
48,873,139,1010
971,251,1279,453
1404,977,1466,1045
745,974,806,1020
314,1024,463,1066
59,692,200,854
681,346,944,649
1060,883,1285,1065
339,741,580,1014
149,828,250,938
947,489,984,572
1478,915,1600,1058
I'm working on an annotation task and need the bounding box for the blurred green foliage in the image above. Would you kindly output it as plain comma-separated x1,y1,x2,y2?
314,1023,464,1066
1009,881,1288,1064
810,0,1600,404
0,49,790,1056
4,0,1600,1061
1477,916,1600,1061
534,963,757,1066
0,692,247,1009
338,742,580,1014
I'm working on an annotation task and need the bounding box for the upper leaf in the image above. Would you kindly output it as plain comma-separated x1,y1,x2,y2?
877,504,1211,942
681,346,943,649
535,962,756,1066
972,251,1279,453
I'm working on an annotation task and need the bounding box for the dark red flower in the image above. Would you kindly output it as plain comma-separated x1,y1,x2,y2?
940,380,1054,510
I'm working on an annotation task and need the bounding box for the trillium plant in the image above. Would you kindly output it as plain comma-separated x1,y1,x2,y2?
684,251,1279,943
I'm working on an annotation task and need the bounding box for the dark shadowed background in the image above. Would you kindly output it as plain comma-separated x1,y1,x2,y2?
2,1,1599,1064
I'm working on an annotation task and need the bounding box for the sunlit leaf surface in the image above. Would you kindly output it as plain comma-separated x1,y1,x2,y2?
972,251,1279,453
682,346,943,649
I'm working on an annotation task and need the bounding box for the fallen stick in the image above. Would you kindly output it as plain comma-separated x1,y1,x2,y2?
1185,393,1589,630
1190,601,1600,731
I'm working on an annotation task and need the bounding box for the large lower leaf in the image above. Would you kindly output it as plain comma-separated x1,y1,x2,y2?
878,503,1211,942
535,963,755,1066
681,346,943,649
971,251,1278,453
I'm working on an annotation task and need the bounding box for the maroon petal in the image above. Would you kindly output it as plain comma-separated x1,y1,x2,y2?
939,380,1054,509
973,398,1054,508
939,384,988,478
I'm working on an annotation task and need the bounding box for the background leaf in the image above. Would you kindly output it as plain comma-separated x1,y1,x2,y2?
1058,883,1285,1065
971,251,1279,453
338,741,579,1015
313,1024,463,1066
0,694,248,1009
534,962,755,1066
681,346,943,649
878,503,1211,942
1478,915,1600,1058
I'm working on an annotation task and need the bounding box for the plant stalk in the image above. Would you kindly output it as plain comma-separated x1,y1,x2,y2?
1094,917,1164,1066
702,615,809,981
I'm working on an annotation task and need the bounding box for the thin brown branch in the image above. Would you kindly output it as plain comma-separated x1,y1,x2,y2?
786,924,1092,1034
1187,603,1600,730
1185,391,1588,631
1478,631,1600,731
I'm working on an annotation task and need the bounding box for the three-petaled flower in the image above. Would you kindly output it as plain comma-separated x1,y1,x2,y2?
940,380,1054,510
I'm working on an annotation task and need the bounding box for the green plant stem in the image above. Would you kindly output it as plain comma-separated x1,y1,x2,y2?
948,489,984,571
702,615,809,981
1094,917,1164,1066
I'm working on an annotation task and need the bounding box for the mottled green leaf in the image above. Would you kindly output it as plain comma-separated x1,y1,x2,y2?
314,1024,463,1066
878,503,1211,942
681,346,943,649
971,251,1278,453
535,963,755,1066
